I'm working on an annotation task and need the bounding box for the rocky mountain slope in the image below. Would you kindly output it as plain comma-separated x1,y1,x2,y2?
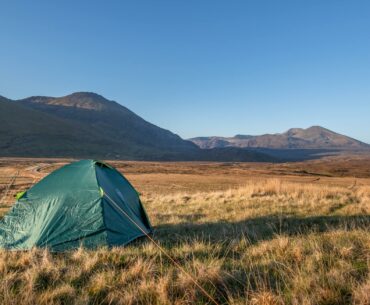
190,126,369,150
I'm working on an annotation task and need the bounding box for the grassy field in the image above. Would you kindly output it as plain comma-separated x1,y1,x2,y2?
0,157,369,305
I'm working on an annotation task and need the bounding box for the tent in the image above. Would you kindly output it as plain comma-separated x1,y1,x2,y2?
0,160,152,251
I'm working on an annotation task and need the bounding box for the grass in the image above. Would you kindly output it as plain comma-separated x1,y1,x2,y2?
0,160,369,304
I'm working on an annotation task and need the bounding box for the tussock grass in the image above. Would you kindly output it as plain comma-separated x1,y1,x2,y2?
0,178,369,304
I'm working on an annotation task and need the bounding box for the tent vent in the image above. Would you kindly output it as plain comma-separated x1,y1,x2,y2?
99,187,104,197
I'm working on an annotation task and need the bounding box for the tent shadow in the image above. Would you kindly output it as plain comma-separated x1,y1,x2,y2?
152,214,370,245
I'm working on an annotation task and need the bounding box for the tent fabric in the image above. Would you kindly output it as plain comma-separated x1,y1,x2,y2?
0,160,152,251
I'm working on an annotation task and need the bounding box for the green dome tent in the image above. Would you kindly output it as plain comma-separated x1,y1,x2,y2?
0,160,152,251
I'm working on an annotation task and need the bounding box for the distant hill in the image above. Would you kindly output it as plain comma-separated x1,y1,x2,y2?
0,92,276,162
189,126,370,150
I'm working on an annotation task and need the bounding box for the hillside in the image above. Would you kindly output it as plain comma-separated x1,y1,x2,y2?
0,96,103,157
190,126,370,150
16,92,198,158
0,93,275,161
3,92,364,161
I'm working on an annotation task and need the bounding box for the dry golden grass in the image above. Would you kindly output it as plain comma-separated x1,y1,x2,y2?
0,158,369,304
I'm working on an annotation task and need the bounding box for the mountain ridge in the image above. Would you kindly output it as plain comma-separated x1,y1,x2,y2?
189,126,369,150
18,92,123,111
0,92,276,162
2,92,367,161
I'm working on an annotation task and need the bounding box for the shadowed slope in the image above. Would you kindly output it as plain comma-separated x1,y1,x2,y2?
17,92,198,156
1,93,276,161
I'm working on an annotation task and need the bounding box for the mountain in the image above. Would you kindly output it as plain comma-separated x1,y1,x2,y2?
0,95,100,157
16,92,197,158
189,126,370,150
0,92,275,161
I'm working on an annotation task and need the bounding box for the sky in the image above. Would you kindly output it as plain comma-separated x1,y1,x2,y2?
1,1,370,143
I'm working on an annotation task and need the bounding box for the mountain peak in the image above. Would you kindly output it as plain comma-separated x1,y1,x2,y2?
307,125,325,130
284,126,335,137
190,126,369,150
286,125,323,132
2,92,201,160
18,92,118,111
67,92,106,100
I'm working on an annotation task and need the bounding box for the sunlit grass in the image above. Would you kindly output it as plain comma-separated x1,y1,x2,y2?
0,178,369,304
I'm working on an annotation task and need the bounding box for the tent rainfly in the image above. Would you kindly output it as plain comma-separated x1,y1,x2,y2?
0,160,152,251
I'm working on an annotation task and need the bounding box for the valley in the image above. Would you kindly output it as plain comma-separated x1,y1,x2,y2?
0,156,369,304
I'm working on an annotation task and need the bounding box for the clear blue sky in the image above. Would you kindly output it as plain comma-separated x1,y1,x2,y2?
1,1,369,143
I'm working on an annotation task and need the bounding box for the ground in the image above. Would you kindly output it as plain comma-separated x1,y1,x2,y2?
0,156,369,305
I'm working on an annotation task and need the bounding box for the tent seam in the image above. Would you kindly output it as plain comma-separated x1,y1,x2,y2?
92,161,109,246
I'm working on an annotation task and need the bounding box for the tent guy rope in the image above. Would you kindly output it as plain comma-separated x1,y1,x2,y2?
103,191,221,305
